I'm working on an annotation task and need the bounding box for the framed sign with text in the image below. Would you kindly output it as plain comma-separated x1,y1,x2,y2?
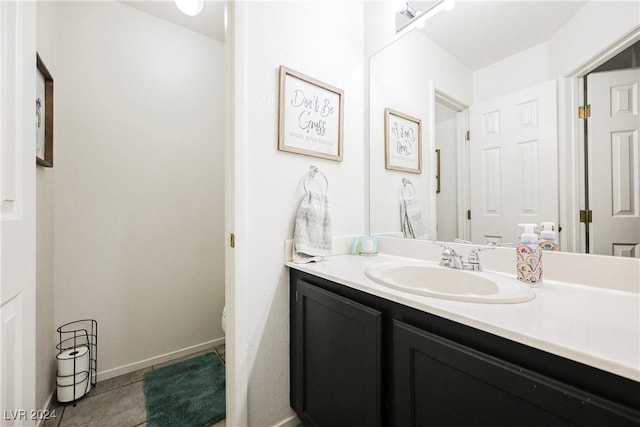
278,66,343,161
384,108,421,173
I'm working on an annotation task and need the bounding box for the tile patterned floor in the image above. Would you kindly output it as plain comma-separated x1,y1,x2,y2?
43,344,226,427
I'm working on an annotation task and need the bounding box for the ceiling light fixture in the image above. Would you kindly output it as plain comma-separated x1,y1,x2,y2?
174,0,203,17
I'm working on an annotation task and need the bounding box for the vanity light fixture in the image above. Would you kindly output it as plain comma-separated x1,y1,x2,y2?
400,0,456,33
174,0,203,16
395,1,417,19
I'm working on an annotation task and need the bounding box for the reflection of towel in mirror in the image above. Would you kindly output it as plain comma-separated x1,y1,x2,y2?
400,195,428,239
293,190,332,264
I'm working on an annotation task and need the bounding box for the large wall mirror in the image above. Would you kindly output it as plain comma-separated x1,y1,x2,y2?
369,0,640,257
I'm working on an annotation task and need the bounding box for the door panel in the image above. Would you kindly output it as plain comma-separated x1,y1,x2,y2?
469,80,558,246
393,319,640,427
588,69,640,257
293,280,382,427
0,1,37,424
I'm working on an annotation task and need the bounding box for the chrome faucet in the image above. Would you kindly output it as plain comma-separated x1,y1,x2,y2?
433,242,493,271
439,246,464,269
466,248,490,271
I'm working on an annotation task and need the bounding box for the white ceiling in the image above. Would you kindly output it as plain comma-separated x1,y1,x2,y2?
119,1,589,70
418,1,588,70
119,0,225,42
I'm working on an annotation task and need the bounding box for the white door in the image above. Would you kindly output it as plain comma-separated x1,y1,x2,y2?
0,2,37,425
588,68,640,257
456,109,471,242
469,80,558,246
435,102,459,242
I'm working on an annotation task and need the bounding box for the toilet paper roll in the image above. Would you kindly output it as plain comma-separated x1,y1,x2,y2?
57,346,89,376
57,371,89,403
56,346,91,402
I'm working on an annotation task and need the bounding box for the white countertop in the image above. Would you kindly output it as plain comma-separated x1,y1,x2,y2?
286,253,640,382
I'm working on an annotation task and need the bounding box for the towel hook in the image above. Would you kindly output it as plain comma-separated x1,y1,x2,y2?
304,165,329,193
401,178,415,197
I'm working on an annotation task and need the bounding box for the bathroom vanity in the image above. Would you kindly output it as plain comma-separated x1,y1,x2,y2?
287,255,640,427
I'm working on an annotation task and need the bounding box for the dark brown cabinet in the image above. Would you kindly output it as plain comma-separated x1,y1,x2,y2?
290,269,640,427
393,320,638,427
290,279,383,427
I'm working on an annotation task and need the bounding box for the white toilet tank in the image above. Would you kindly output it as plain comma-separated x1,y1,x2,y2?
221,306,227,335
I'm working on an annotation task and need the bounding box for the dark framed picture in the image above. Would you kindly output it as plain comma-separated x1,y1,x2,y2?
278,66,344,162
36,53,53,167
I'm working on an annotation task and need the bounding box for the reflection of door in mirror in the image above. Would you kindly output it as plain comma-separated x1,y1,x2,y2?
588,68,640,257
435,102,459,242
469,80,558,247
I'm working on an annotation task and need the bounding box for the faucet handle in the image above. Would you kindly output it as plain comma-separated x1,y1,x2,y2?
431,241,450,249
431,242,459,267
442,247,457,257
468,250,481,264
431,241,456,255
467,247,494,270
431,241,457,257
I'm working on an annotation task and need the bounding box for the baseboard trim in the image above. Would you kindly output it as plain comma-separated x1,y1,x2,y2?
274,414,301,427
38,392,55,427
96,337,225,381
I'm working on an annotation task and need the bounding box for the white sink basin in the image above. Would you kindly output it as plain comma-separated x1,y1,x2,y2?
365,261,535,304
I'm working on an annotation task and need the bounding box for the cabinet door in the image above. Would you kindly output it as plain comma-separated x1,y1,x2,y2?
393,320,639,427
293,280,382,427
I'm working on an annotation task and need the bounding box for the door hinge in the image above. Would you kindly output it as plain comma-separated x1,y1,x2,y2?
230,233,235,248
579,210,593,223
467,210,471,220
465,130,470,141
578,104,591,119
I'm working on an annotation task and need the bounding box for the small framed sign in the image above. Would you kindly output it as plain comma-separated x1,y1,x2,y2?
278,66,343,162
36,53,54,167
384,108,421,173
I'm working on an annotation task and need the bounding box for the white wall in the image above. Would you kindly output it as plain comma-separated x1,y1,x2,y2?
473,42,550,103
549,1,640,77
364,1,397,58
370,29,472,237
35,0,57,411
474,1,640,103
52,1,225,377
233,1,367,425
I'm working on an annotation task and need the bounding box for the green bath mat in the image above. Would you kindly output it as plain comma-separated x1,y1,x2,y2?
143,352,225,427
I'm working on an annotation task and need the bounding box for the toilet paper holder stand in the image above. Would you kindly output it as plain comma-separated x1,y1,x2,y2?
56,319,98,405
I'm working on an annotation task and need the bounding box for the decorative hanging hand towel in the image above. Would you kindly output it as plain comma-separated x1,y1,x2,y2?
400,194,428,240
293,190,332,264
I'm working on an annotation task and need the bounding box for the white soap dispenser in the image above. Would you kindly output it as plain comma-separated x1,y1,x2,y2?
516,223,543,287
538,222,559,251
